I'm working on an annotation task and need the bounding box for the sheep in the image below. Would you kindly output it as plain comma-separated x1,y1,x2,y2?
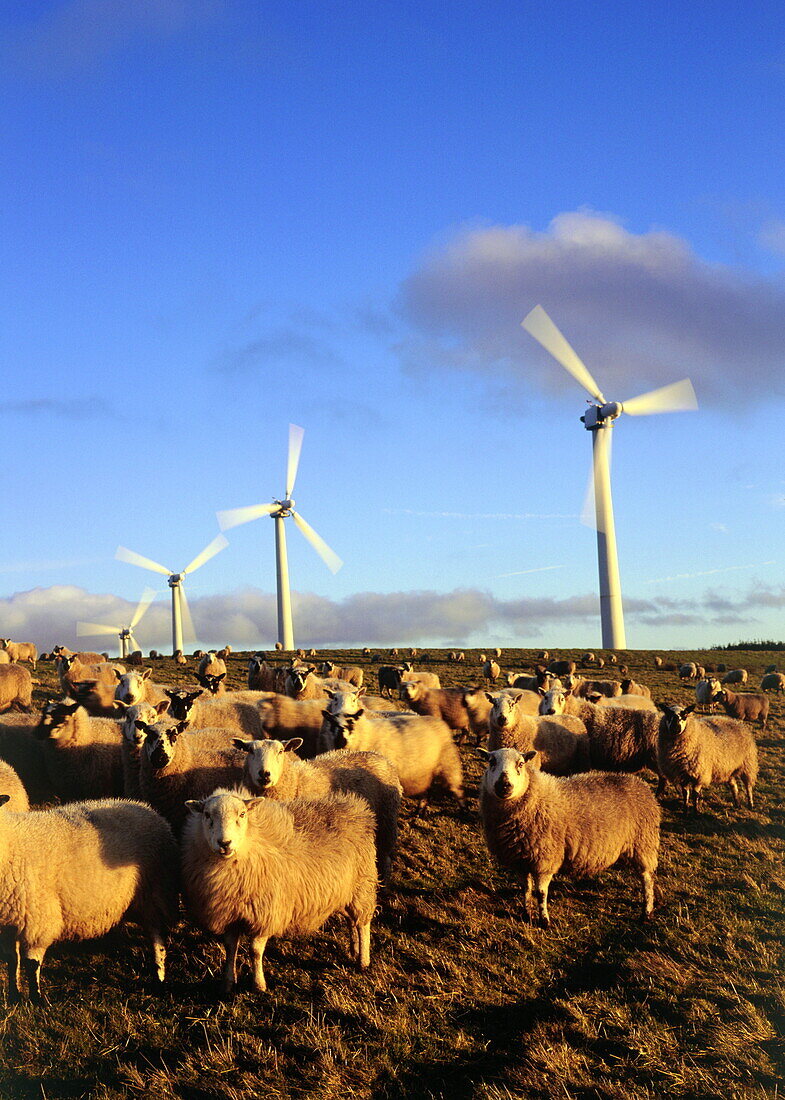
195,671,227,696
478,748,660,925
181,788,377,996
274,642,283,651
149,650,160,659
198,651,227,679
114,667,170,707
711,688,770,730
547,659,577,677
389,648,399,657
0,760,29,812
656,704,758,813
620,679,652,700
0,797,179,1000
362,647,371,656
163,688,267,740
319,700,464,810
482,659,501,683
69,675,123,717
596,694,657,712
174,649,188,666
721,668,748,686
284,666,331,700
255,694,328,758
761,672,785,694
36,700,124,801
318,662,364,689
194,649,206,659
492,647,502,659
462,687,531,745
247,657,287,693
486,693,589,776
538,688,665,793
0,640,37,668
506,668,554,693
116,700,170,798
581,652,596,667
595,656,606,669
57,654,121,698
397,667,441,692
128,650,144,666
0,714,52,804
399,681,473,742
0,665,34,714
678,663,698,681
0,650,9,664
137,719,246,833
694,677,721,711
572,678,622,699
235,737,402,880
607,654,619,666
765,663,778,674
653,656,663,668
377,666,401,698
409,648,418,658
217,646,232,661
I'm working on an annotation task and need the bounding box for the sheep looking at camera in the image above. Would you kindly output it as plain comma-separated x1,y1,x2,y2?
656,704,757,813
486,693,589,775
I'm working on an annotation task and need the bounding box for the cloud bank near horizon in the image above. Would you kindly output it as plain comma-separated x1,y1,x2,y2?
0,582,779,653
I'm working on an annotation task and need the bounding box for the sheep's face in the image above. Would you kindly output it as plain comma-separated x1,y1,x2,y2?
400,681,422,704
164,689,203,721
288,669,312,695
144,724,183,769
538,689,566,716
318,662,335,677
481,748,535,800
324,691,360,717
190,792,254,858
197,672,225,695
121,703,159,747
243,739,284,789
114,672,147,706
37,700,80,739
321,708,364,750
657,705,695,743
490,694,516,729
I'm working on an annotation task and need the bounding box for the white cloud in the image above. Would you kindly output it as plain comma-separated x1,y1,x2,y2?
397,210,785,408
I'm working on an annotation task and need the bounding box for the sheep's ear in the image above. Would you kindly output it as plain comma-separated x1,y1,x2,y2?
476,747,490,760
233,738,255,753
185,799,204,816
683,704,697,716
242,797,266,811
142,668,152,681
357,687,366,697
175,721,189,735
113,668,123,681
216,673,226,683
284,737,303,753
523,750,539,764
355,708,365,719
588,692,602,703
484,692,495,704
0,794,10,808
537,687,546,697
163,689,176,700
155,700,169,715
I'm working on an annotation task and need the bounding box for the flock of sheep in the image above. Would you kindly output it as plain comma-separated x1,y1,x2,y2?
0,639,776,1002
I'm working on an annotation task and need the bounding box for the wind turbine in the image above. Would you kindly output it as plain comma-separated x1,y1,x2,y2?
114,534,229,655
76,587,157,658
216,423,342,651
521,304,698,649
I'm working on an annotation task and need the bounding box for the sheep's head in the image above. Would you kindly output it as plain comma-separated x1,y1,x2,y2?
287,668,312,694
196,672,226,695
489,693,517,728
163,688,203,721
114,668,152,705
141,721,188,768
657,703,696,741
36,699,81,739
320,707,364,749
478,747,538,800
400,680,423,704
538,688,566,716
186,790,263,858
119,701,167,746
234,737,302,790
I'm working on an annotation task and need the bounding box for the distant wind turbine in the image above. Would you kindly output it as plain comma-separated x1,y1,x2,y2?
217,424,342,651
77,587,157,658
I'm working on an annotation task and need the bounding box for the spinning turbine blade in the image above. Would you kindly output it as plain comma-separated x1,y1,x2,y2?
179,586,197,647
291,511,343,574
77,621,121,637
286,424,305,499
130,587,157,629
128,634,140,653
622,378,698,417
184,534,229,575
522,305,605,401
115,546,172,577
217,502,278,531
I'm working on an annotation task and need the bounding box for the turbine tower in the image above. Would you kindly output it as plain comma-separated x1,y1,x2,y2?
521,304,698,649
76,587,157,658
114,534,228,655
217,423,342,651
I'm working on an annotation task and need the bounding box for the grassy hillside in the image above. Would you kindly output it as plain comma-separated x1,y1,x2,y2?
1,647,783,1098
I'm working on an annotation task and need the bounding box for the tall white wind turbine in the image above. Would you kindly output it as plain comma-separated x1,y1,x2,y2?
76,587,157,658
114,534,229,655
216,423,343,651
521,305,698,649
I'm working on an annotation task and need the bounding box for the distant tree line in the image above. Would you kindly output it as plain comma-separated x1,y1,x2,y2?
715,639,785,651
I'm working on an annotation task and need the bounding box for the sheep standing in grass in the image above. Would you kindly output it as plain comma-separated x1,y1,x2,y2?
711,688,770,730
0,797,179,1000
0,665,34,713
679,663,698,681
163,688,267,740
547,660,577,678
656,704,758,813
478,747,660,926
36,700,124,801
694,677,721,711
0,760,29,812
318,662,364,689
482,659,501,684
571,678,621,699
319,700,464,810
0,640,37,668
721,669,748,687
486,693,589,775
620,679,652,700
462,688,529,745
399,681,472,742
235,736,402,881
181,788,377,996
761,672,785,694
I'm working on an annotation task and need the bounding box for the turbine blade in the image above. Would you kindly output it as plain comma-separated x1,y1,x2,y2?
183,533,229,575
217,502,278,531
76,621,121,637
622,378,698,416
115,546,172,577
291,511,343,574
286,423,305,498
179,585,197,647
128,634,140,653
522,305,605,401
130,587,157,629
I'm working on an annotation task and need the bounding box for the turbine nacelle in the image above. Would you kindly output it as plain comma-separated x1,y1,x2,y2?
581,401,623,430
168,573,183,588
273,498,295,516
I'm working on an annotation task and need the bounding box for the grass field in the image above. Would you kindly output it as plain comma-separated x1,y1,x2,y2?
1,647,783,1099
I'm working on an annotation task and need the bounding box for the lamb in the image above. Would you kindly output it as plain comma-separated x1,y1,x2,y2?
0,714,53,804
0,640,37,667
0,797,179,1000
181,788,377,996
399,681,473,742
711,688,770,730
247,657,286,693
761,672,785,694
36,700,124,801
721,668,748,686
478,748,660,925
486,693,589,775
538,688,665,793
656,704,758,813
235,737,402,880
198,651,228,679
114,668,170,707
163,688,267,740
137,719,246,833
0,760,29,812
319,700,464,809
117,700,170,798
0,664,34,713
620,679,652,700
482,659,501,683
318,662,364,689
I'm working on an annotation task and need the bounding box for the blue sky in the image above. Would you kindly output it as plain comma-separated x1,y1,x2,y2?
1,1,784,653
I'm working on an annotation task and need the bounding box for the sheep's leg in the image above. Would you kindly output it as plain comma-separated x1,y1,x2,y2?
2,934,20,1002
149,930,166,983
22,947,45,1003
654,774,666,799
728,777,741,806
249,935,268,993
533,871,553,928
692,787,702,814
641,870,656,921
355,922,371,969
743,775,755,810
522,873,535,923
219,929,242,997
681,785,690,813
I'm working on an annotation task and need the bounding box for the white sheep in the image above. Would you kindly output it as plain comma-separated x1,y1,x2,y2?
721,668,748,686
197,651,227,679
114,668,169,707
0,759,29,812
0,640,37,667
181,788,377,995
116,700,170,798
0,665,34,713
163,688,267,740
678,662,699,681
318,662,364,689
0,797,179,1000
234,736,402,881
36,700,124,801
657,703,758,813
461,687,531,745
478,747,660,926
761,672,785,694
486,692,589,775
482,659,501,683
694,677,721,710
